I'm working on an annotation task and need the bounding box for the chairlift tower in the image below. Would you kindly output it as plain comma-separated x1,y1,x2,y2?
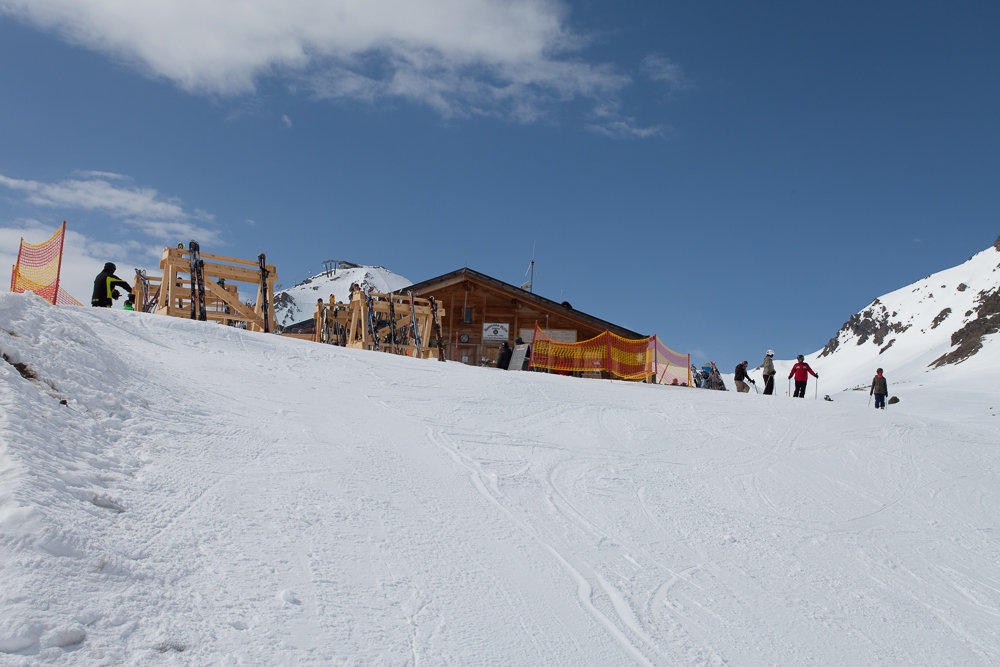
322,259,338,275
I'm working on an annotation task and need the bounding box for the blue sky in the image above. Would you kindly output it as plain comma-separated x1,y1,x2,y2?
2,1,998,370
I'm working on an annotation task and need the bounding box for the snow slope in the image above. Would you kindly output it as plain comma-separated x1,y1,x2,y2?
737,238,1000,422
274,264,412,328
2,292,999,665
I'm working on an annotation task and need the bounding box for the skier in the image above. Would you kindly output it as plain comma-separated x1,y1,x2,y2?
870,368,888,409
91,262,133,308
761,350,776,395
123,294,135,311
496,341,513,370
733,361,755,393
788,355,818,398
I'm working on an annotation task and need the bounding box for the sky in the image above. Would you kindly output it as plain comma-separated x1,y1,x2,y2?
1,0,998,370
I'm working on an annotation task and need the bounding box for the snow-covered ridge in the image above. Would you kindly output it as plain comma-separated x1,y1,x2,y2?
818,235,1000,367
273,263,412,327
742,236,1000,420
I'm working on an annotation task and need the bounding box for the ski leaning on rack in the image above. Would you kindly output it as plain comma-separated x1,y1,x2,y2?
364,288,378,350
144,284,160,313
407,291,422,357
388,293,398,353
321,305,332,344
188,241,207,321
135,269,149,309
134,268,158,312
257,253,271,333
428,296,446,362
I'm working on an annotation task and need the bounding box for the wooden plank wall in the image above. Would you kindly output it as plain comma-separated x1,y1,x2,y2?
416,278,607,366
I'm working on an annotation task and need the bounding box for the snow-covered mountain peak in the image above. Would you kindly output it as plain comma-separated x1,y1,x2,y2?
817,236,1000,368
273,262,412,327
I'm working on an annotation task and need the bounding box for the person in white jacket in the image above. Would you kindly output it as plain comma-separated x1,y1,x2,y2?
761,350,776,395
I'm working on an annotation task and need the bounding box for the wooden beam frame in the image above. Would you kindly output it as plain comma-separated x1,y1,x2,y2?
316,290,443,358
150,245,278,331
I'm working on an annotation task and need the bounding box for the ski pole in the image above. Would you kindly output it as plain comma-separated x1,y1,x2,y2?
788,378,791,397
868,394,872,408
815,379,818,400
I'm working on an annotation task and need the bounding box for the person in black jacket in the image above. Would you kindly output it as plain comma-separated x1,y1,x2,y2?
870,368,888,409
496,341,513,370
91,262,132,308
734,361,755,393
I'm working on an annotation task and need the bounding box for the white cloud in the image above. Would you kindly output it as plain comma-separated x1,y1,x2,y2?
0,173,219,245
281,114,292,128
586,102,661,139
641,53,690,93
0,174,186,219
72,169,129,180
0,0,639,125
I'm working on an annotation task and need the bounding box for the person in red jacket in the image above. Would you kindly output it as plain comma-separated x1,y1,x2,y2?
788,354,818,398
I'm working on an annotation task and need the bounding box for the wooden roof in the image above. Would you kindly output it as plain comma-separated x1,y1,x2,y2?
405,268,646,339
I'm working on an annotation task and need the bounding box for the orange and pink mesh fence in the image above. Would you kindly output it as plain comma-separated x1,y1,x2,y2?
10,221,82,306
530,324,691,384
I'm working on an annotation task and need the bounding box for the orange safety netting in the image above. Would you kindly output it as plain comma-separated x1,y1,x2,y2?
650,336,692,386
10,221,82,306
530,324,691,383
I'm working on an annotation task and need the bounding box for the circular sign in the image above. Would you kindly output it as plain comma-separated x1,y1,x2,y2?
459,334,470,343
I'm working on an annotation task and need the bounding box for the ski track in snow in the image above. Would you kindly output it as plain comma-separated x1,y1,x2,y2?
1,293,1000,665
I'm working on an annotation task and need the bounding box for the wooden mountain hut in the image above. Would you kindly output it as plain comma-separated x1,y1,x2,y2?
406,268,645,367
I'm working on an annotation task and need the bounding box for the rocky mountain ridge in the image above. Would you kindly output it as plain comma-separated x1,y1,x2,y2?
741,235,1000,421
817,235,1000,369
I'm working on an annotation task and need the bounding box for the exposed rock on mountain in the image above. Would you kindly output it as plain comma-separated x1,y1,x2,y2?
273,263,412,327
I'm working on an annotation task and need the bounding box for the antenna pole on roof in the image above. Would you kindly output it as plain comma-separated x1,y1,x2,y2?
524,242,535,293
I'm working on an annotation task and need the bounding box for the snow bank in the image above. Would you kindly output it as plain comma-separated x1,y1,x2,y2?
2,293,999,665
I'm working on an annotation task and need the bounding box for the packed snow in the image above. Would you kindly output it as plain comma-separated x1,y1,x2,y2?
2,292,999,665
274,264,411,328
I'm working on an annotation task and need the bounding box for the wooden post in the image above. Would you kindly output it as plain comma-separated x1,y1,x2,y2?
606,330,612,383
513,299,519,345
52,221,66,305
267,273,276,334
448,293,454,359
314,301,323,343
648,335,656,384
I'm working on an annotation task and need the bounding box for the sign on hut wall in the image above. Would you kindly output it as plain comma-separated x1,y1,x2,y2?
483,323,510,341
520,329,577,344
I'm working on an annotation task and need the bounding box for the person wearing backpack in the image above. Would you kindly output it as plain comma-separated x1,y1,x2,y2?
870,368,888,409
788,355,818,398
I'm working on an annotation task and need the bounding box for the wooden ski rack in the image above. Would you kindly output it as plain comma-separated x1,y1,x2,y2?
312,297,351,343
313,290,443,358
137,246,277,332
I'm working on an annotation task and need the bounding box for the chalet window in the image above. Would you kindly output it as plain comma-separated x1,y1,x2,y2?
463,308,474,323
